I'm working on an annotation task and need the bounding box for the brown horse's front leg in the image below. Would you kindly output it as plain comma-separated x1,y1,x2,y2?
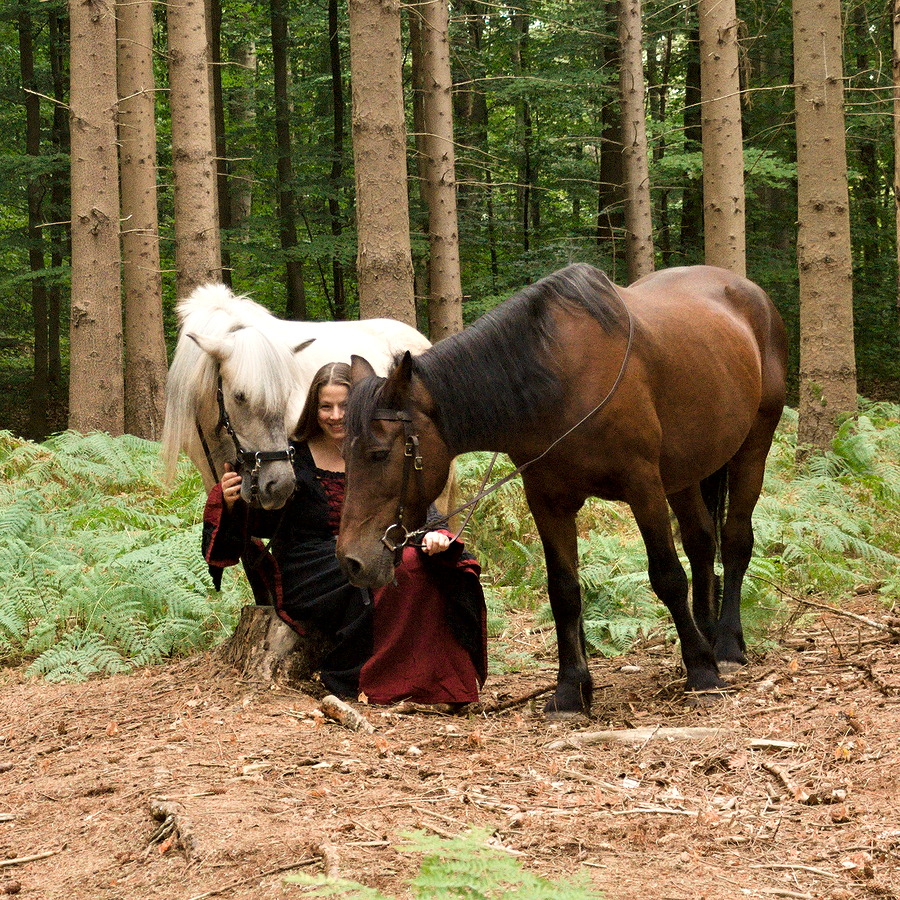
528,495,593,716
628,480,726,693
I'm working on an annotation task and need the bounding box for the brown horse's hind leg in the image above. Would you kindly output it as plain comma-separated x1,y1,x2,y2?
628,476,725,693
717,420,778,669
525,485,593,716
668,485,718,649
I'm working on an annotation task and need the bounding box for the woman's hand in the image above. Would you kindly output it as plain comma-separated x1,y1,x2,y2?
420,530,452,555
221,463,243,510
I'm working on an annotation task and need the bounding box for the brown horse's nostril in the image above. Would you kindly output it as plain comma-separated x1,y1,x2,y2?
341,555,365,584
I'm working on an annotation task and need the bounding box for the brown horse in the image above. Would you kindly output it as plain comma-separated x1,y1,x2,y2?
337,264,788,715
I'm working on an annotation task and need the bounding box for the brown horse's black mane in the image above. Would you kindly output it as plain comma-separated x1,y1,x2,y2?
347,264,627,452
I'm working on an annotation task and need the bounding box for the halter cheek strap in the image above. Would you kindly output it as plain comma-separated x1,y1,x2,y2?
370,408,424,564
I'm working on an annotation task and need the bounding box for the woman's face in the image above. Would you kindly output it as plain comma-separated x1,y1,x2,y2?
317,383,348,443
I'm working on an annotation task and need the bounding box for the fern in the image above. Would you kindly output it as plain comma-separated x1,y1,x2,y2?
287,829,605,899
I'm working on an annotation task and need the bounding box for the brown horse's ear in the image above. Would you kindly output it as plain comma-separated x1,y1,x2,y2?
350,354,377,384
380,350,413,408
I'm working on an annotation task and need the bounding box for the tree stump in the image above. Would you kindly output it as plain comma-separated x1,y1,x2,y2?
216,605,331,685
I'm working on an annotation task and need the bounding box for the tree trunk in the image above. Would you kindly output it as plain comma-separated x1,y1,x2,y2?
217,606,330,685
793,0,856,453
680,24,703,261
18,3,49,441
167,0,222,298
48,9,68,389
597,0,625,275
511,9,536,254
647,32,672,266
894,0,900,336
409,11,432,325
348,0,416,324
227,40,256,237
117,0,168,441
68,0,124,434
698,0,746,275
328,0,347,320
617,0,654,282
270,0,306,319
209,0,232,288
419,0,463,339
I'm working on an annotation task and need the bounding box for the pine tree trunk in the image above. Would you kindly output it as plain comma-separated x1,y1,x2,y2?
348,0,416,324
167,0,222,298
48,9,68,389
680,25,703,261
409,12,432,324
617,0,654,282
68,0,124,434
512,11,536,254
270,0,306,319
209,0,233,288
894,0,900,336
18,3,49,440
793,0,857,453
419,0,463,339
227,40,256,237
698,0,746,275
117,0,168,440
328,0,347,320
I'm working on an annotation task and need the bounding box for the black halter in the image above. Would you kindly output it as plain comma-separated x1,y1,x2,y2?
369,408,425,563
195,375,295,502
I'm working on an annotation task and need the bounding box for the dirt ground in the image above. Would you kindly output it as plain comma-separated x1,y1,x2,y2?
1,597,899,900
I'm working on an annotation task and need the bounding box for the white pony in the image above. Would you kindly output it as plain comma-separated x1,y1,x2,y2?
161,284,431,509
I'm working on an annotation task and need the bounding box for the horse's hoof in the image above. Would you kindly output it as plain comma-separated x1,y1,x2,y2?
543,685,592,719
684,688,728,708
544,707,589,722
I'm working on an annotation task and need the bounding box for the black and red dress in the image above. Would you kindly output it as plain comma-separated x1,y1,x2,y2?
202,442,487,703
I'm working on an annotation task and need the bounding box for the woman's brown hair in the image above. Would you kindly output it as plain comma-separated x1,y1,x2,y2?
293,361,352,442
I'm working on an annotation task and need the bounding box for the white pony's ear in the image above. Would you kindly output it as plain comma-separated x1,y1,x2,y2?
187,332,234,362
293,338,316,354
350,354,377,384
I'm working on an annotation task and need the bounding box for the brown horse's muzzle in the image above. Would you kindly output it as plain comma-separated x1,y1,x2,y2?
337,541,397,589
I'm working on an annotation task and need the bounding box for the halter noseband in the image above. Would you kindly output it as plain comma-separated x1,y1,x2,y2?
370,408,425,563
213,376,295,502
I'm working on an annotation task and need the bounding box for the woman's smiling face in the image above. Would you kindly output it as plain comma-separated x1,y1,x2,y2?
317,383,348,442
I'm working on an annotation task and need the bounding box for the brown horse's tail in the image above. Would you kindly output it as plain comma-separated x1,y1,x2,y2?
700,465,728,560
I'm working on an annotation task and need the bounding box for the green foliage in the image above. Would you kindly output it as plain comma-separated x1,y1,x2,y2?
0,430,250,679
286,829,605,899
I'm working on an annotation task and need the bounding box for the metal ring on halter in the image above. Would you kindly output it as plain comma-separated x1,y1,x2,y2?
380,522,410,553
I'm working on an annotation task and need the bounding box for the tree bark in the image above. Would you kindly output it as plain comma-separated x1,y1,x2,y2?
226,40,256,237
617,0,654,282
894,0,900,336
117,0,168,440
270,0,306,319
680,24,703,261
419,0,463,339
698,0,746,275
167,0,222,298
511,9,536,253
348,0,416,324
793,0,857,453
328,0,347,320
68,0,124,434
18,2,49,440
209,0,232,288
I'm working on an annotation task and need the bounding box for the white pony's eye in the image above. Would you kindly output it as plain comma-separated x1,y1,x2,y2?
233,391,247,404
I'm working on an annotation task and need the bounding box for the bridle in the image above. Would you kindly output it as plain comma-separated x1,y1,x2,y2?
195,375,295,503
367,275,636,559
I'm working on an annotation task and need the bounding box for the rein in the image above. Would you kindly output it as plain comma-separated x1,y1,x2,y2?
194,375,295,503
371,274,636,554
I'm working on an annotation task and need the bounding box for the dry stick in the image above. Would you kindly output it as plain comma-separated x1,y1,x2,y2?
751,575,900,638
759,759,806,801
319,695,376,734
479,684,555,713
183,856,320,900
0,848,62,868
546,726,725,750
749,862,840,880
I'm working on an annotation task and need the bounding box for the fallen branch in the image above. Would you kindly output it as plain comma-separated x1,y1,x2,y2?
313,841,340,879
319,695,375,734
184,856,319,900
0,848,62,868
545,726,724,750
478,684,555,713
749,862,839,880
751,576,900,638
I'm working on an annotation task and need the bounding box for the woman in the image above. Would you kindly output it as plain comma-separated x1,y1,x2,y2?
202,362,487,705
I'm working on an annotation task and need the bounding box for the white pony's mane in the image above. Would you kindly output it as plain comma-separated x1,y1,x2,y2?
161,285,304,483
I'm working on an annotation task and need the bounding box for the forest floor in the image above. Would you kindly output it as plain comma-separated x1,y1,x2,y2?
1,596,899,900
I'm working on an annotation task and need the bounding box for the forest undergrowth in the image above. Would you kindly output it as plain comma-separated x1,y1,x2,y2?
0,399,898,682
